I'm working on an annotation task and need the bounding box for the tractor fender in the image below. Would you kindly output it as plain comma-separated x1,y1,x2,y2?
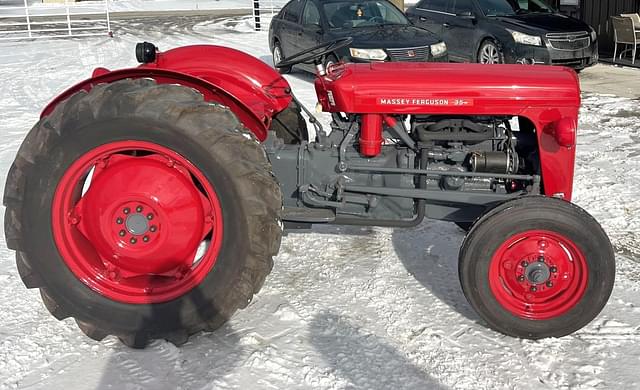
42,45,294,141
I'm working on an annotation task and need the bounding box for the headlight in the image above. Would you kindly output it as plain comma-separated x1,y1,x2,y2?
590,27,597,42
430,41,447,57
507,29,542,46
349,48,388,61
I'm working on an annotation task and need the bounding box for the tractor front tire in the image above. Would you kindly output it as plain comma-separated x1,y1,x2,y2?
4,79,282,348
458,196,615,339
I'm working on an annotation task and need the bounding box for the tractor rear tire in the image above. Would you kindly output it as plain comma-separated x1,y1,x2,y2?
3,79,282,348
458,196,615,339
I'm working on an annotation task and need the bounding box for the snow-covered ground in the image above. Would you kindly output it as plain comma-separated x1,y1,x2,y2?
0,13,639,390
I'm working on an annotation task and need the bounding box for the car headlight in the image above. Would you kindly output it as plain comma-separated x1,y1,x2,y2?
430,41,447,57
589,27,598,42
349,48,388,61
507,29,543,46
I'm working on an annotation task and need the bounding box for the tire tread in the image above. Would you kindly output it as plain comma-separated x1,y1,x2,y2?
4,78,283,347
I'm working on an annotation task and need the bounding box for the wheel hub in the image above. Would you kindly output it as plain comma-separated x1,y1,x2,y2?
488,230,588,320
76,154,209,275
524,261,551,285
52,141,224,304
125,213,149,235
112,202,160,248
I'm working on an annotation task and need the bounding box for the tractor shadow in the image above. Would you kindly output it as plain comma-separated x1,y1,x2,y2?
94,324,246,390
391,220,480,322
288,220,479,322
93,286,248,389
309,311,447,390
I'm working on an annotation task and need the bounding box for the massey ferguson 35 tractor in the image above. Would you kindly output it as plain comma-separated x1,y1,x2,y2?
4,39,615,348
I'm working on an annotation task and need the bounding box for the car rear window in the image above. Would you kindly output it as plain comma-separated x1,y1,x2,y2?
452,0,474,14
302,1,321,25
283,0,304,23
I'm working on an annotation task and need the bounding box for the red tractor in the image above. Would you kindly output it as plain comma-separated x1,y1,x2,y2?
4,39,615,348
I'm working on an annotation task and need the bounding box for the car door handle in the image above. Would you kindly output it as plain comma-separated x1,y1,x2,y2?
419,16,427,21
443,23,451,28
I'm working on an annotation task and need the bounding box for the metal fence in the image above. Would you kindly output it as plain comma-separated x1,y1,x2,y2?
252,0,286,31
0,0,112,41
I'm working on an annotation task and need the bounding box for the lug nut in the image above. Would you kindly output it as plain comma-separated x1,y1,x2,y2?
123,207,130,214
521,261,529,268
136,205,143,212
116,217,123,224
130,237,137,244
147,213,154,220
143,235,150,242
546,281,553,287
150,225,157,232
518,275,525,282
550,266,558,273
530,286,538,292
119,230,126,237
538,256,545,263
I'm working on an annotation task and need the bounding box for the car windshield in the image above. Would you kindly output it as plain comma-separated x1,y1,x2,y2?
323,1,409,29
477,0,555,17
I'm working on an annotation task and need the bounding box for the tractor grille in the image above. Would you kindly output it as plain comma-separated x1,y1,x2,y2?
546,32,590,51
386,46,430,62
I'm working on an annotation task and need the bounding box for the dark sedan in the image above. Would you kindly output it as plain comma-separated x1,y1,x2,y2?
268,0,448,73
406,0,598,70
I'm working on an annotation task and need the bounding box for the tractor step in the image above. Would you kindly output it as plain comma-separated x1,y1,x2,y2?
282,207,335,223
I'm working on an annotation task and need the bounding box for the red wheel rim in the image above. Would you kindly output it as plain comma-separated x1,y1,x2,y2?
52,141,224,304
488,230,588,320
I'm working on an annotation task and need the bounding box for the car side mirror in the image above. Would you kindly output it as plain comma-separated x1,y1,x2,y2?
457,11,476,20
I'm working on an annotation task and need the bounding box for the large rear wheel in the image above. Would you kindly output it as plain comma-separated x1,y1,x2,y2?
4,79,282,347
458,197,615,339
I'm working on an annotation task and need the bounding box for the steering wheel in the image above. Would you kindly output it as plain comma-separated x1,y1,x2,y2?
275,37,353,68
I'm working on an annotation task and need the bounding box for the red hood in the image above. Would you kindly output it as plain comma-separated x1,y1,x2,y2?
317,62,580,115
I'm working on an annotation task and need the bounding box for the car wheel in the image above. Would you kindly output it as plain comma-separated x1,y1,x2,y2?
324,54,338,72
273,41,291,74
478,40,503,64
